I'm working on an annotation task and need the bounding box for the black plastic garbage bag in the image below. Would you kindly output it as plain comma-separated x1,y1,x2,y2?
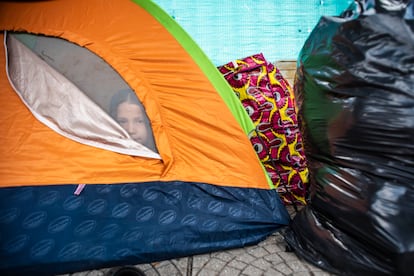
284,1,414,275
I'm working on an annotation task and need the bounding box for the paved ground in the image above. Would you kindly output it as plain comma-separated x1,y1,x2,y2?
61,207,336,276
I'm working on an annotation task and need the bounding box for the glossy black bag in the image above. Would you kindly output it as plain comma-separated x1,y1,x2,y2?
284,1,414,275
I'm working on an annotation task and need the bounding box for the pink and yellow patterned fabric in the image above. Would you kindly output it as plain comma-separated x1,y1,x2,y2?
218,53,308,205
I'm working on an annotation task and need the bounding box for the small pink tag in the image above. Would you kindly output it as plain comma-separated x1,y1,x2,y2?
74,184,86,196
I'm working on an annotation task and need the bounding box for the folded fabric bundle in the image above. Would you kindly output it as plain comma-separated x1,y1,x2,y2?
218,53,308,205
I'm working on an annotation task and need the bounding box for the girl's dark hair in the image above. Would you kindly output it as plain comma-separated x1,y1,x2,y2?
109,89,143,119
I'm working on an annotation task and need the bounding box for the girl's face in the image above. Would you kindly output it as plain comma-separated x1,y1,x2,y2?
116,102,151,147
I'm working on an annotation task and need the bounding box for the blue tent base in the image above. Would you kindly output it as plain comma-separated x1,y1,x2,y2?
0,181,290,276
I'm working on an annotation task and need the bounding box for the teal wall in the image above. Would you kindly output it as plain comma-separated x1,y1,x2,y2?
152,0,353,65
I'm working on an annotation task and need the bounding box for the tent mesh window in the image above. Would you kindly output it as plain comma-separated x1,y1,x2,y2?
5,32,159,156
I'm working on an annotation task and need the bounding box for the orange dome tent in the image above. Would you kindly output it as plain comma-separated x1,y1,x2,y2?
0,0,290,275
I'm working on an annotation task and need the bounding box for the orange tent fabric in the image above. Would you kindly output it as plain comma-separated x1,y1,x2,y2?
0,0,269,189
